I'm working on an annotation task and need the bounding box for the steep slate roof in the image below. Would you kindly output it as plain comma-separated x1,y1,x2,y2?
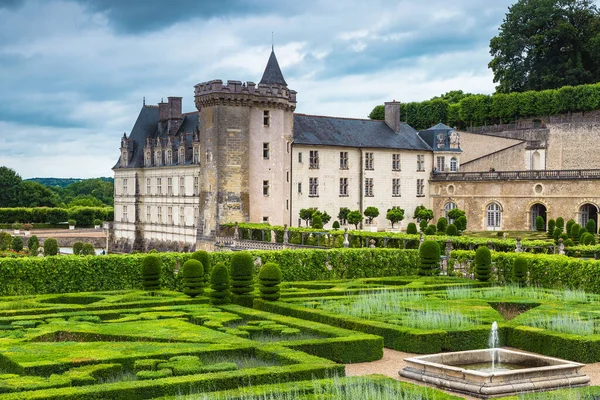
428,122,453,130
418,123,461,152
293,114,432,150
259,50,287,86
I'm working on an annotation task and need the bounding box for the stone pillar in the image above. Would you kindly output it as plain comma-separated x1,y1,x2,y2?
515,237,522,253
248,229,253,241
558,238,564,255
369,239,376,248
343,229,349,248
283,225,289,244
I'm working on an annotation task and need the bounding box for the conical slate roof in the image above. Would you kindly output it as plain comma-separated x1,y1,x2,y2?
259,49,287,86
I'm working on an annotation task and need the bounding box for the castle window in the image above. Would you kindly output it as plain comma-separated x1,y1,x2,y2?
263,110,270,127
263,216,269,223
286,171,289,182
179,177,185,195
298,152,302,163
121,149,128,167
263,143,270,159
286,199,289,210
167,177,173,196
146,178,151,195
180,206,185,225
193,147,199,164
339,178,348,196
487,203,502,229
179,147,185,164
392,154,401,171
417,179,425,197
157,206,162,223
444,202,457,220
365,153,374,170
166,150,172,165
309,178,318,197
145,151,151,167
194,207,199,221
155,150,162,166
194,176,199,195
157,178,162,195
364,178,374,197
122,206,128,222
167,207,173,224
122,178,127,195
309,151,319,169
146,206,151,222
340,152,348,169
298,182,302,194
392,178,401,197
417,155,425,171
263,180,269,196
436,156,445,172
450,157,458,172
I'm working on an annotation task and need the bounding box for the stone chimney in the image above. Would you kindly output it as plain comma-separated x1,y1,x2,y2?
168,97,182,120
384,101,401,133
158,100,169,121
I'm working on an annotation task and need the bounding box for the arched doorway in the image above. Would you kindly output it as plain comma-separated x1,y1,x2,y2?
530,203,547,231
580,204,598,233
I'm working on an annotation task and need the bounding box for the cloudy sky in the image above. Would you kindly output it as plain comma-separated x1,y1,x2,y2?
0,0,517,178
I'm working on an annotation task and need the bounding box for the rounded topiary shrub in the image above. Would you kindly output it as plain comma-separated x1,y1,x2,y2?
73,241,84,256
455,215,467,231
563,238,575,247
11,236,23,252
43,238,58,256
474,246,492,282
311,215,323,229
210,263,230,305
258,262,282,301
27,235,39,256
230,252,254,295
436,217,448,234
141,255,162,291
586,219,597,235
566,219,576,236
425,225,436,235
535,216,545,232
583,232,596,245
446,224,458,236
406,222,418,234
556,217,565,231
418,240,440,276
191,251,211,284
570,223,581,242
419,220,428,232
332,220,340,229
553,227,562,242
513,256,528,285
81,243,95,255
181,259,204,298
547,219,556,237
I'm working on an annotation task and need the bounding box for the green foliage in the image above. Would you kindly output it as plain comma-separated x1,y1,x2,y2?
474,246,492,282
191,250,211,283
436,217,448,233
385,207,404,228
556,217,565,230
0,167,22,208
419,220,428,232
210,263,231,305
347,210,363,229
547,219,556,236
67,219,76,227
582,232,596,245
11,236,23,252
337,207,351,225
259,262,282,301
446,224,458,236
553,227,563,242
72,242,84,256
513,256,528,285
363,206,379,224
564,238,575,247
413,205,434,223
0,232,12,251
406,222,417,235
566,219,576,235
43,238,58,256
455,216,467,232
299,208,316,226
0,207,111,225
27,235,39,256
535,216,545,232
230,252,254,298
81,243,95,256
181,259,205,298
418,240,440,276
141,255,162,291
425,225,436,235
311,214,323,229
586,219,597,234
332,221,340,229
570,223,581,242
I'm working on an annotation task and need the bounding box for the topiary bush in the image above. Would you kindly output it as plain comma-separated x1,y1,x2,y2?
311,214,323,229
230,252,255,306
406,222,418,234
43,238,58,256
436,217,448,234
258,262,282,301
425,225,436,235
474,246,492,282
141,255,162,292
547,219,556,237
181,259,204,298
332,220,340,229
566,219,576,236
419,220,428,232
582,232,596,245
586,219,597,235
11,236,23,252
73,241,84,256
191,251,211,284
555,217,565,232
81,243,95,256
210,263,230,305
27,235,39,256
553,227,562,242
535,216,545,232
570,223,581,243
418,240,440,276
446,224,459,236
513,256,528,285
564,238,575,247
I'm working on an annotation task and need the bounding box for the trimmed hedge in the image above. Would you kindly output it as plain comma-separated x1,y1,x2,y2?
0,207,112,225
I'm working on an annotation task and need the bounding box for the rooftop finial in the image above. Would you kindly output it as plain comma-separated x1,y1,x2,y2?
143,96,145,106
271,31,274,51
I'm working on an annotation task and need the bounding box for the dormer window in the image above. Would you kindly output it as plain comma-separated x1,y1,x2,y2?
121,149,128,167
179,147,185,164
166,149,172,165
144,150,151,167
154,150,162,166
193,147,200,164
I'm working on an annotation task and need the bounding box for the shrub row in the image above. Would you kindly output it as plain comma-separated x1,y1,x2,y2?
0,207,113,225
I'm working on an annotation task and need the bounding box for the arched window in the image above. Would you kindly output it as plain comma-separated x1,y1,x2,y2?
486,203,502,230
450,157,458,172
144,151,151,167
155,150,162,166
444,202,457,220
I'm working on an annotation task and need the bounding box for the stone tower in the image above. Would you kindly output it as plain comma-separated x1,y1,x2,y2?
194,50,296,241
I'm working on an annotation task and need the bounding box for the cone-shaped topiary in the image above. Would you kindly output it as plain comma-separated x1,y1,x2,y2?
332,220,340,229
142,255,162,291
513,256,528,285
547,219,556,237
311,214,323,229
553,227,562,242
535,216,545,232
570,223,581,243
191,251,211,284
43,238,58,256
230,252,255,306
11,236,23,252
474,246,492,282
258,262,282,301
418,240,440,276
406,222,418,234
556,217,565,231
446,224,458,236
181,259,204,298
436,217,448,234
566,219,576,236
586,219,597,235
27,235,39,256
210,263,230,305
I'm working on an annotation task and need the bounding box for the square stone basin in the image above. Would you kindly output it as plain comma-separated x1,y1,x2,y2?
400,348,589,398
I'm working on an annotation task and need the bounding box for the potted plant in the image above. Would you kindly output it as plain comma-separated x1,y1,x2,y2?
23,224,33,236
11,222,23,235
94,219,102,229
68,219,76,230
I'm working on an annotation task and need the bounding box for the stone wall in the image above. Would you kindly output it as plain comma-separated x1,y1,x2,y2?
546,122,600,170
460,142,528,172
459,132,523,164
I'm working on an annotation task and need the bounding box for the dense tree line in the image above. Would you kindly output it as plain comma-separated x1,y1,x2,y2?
0,167,114,208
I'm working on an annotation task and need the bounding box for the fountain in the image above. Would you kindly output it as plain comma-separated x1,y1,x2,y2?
400,322,589,398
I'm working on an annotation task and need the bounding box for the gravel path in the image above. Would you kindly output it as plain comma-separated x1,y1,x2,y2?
345,348,600,399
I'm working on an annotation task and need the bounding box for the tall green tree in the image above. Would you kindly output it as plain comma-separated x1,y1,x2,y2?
0,167,22,207
489,0,600,93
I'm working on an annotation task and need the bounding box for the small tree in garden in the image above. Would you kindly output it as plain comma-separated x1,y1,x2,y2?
27,235,39,256
386,207,405,228
413,205,434,223
68,219,76,227
436,217,448,233
332,221,340,229
230,252,254,304
347,210,363,229
258,262,282,301
586,219,597,235
535,216,545,232
566,219,576,236
406,222,418,234
209,263,230,305
474,246,492,282
11,236,23,252
570,223,581,243
81,243,95,255
455,216,467,232
181,259,204,298
419,220,428,232
447,208,466,222
311,214,323,229
299,208,316,226
547,219,556,237
364,206,379,224
191,251,211,284
43,238,58,256
446,224,459,236
319,211,331,226
425,225,436,235
555,217,565,232
94,219,102,227
0,233,12,251
73,241,84,255
418,240,440,276
337,207,351,225
513,256,528,285
141,255,162,292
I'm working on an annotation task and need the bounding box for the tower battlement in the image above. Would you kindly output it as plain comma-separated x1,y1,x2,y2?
194,79,296,110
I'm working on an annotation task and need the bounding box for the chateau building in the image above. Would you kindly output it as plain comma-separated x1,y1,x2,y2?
113,50,600,250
